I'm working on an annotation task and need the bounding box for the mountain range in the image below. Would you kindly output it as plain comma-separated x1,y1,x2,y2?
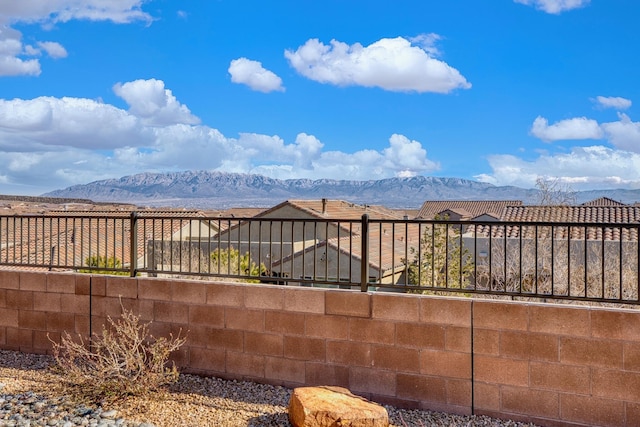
42,171,640,209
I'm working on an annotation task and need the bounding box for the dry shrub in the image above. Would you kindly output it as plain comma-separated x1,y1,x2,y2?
49,304,186,403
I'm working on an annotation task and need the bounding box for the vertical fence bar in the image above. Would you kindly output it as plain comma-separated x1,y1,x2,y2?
360,214,369,292
130,212,137,277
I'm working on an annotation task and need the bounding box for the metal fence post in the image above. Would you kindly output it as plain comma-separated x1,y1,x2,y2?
130,211,137,277
360,214,369,292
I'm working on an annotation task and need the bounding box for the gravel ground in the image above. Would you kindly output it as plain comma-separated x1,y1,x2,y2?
0,350,540,427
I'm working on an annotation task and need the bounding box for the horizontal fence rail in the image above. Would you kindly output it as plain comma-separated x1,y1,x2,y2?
1,212,640,304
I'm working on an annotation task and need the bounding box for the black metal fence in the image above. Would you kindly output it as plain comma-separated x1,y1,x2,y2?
2,212,639,304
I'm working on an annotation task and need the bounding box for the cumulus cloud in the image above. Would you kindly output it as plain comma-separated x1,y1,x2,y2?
593,96,632,110
477,145,640,190
514,0,590,14
228,58,285,93
284,36,471,94
0,1,150,77
601,113,640,152
36,41,68,58
113,78,200,126
530,116,603,142
0,1,151,25
0,80,440,193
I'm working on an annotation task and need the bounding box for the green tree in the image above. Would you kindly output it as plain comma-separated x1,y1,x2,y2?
407,216,474,289
210,247,266,282
80,255,129,275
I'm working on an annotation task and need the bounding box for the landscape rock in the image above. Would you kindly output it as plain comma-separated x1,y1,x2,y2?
288,386,389,427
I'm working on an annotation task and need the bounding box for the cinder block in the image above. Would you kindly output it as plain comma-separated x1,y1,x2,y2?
188,347,225,373
6,327,32,350
529,304,590,337
325,290,370,318
474,355,529,387
624,342,640,372
75,275,90,295
473,300,528,331
348,318,395,345
90,276,106,296
419,296,471,326
33,330,55,352
372,345,420,372
592,368,640,401
46,312,75,333
304,314,348,340
305,362,349,388
265,311,305,335
396,323,446,350
420,349,471,379
205,328,243,351
326,340,371,367
445,326,471,352
171,280,206,304
265,356,305,384
138,278,172,301
206,282,244,307
473,382,500,411
560,394,624,427
283,336,325,361
0,308,18,328
46,273,76,294
396,373,447,403
446,378,472,407
74,315,90,336
105,277,138,299
19,310,46,330
529,361,591,394
33,292,61,312
284,287,324,314
189,305,224,327
19,272,46,292
472,329,500,355
225,307,264,332
500,331,559,362
592,309,640,341
501,386,559,419
226,351,265,378
244,332,283,357
6,290,33,310
0,271,20,290
372,293,419,322
154,301,189,324
349,366,396,397
244,285,284,310
560,337,622,369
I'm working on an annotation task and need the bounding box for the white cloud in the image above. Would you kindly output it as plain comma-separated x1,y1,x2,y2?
228,58,285,93
593,96,632,110
0,1,152,25
113,79,200,126
0,81,440,193
36,41,68,58
0,1,150,77
601,113,640,152
514,0,590,14
477,145,640,190
530,116,603,142
284,36,471,94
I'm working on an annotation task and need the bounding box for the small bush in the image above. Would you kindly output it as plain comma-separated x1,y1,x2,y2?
49,304,186,403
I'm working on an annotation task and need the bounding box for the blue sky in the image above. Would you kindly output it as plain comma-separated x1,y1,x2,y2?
0,0,639,196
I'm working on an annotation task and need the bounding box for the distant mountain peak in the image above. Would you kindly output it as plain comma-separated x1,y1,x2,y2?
42,170,640,209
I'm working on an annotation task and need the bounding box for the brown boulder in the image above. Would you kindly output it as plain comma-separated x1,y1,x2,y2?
288,386,389,427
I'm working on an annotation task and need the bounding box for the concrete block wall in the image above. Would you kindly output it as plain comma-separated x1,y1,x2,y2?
1,270,640,425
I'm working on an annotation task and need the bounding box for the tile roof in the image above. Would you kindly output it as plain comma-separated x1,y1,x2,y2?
581,197,627,206
0,214,216,269
469,205,640,241
258,199,404,221
417,200,522,220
